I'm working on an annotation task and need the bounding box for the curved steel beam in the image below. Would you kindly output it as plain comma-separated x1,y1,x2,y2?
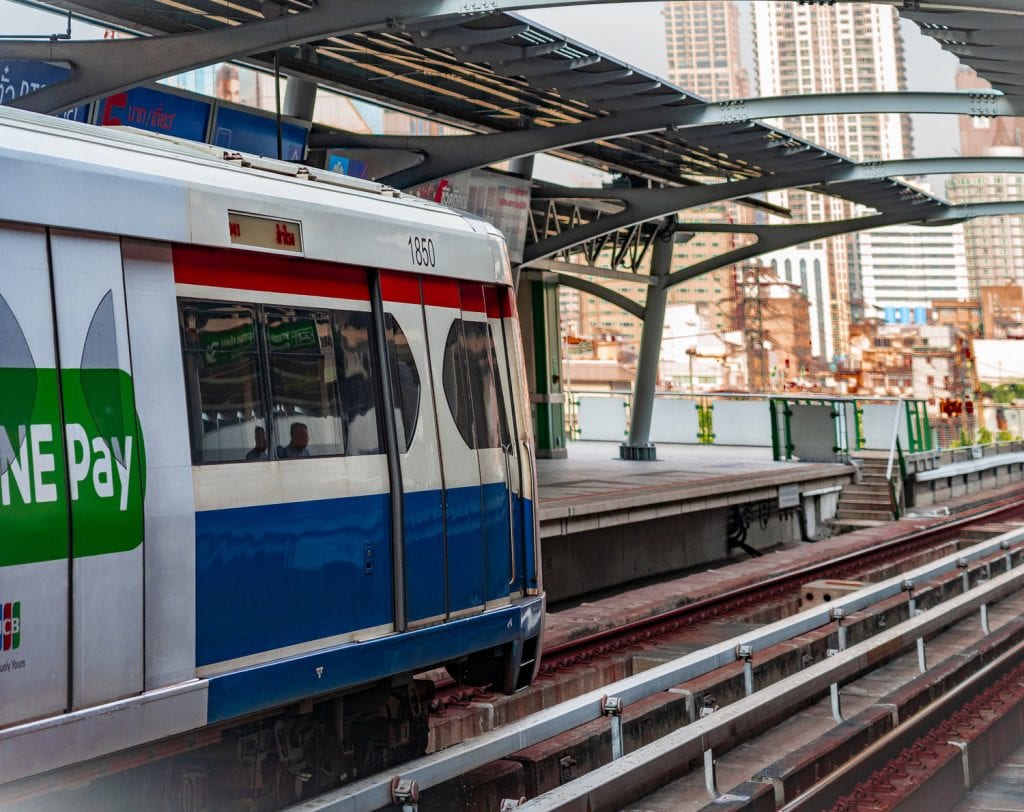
555,273,646,320
537,198,1024,320
525,156,1024,263
661,198,1024,289
0,0,499,114
922,199,1024,225
307,92,1021,189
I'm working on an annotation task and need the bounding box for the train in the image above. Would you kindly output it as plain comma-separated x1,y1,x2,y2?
0,105,543,808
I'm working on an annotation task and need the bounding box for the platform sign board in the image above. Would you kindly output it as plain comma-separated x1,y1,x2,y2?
777,483,800,509
212,106,308,160
409,170,531,263
98,86,211,142
0,60,89,122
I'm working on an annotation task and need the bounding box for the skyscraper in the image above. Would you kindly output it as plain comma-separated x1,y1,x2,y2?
752,3,914,357
947,67,1024,297
663,1,753,350
665,1,749,101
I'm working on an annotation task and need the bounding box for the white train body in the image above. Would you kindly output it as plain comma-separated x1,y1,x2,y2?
0,106,543,793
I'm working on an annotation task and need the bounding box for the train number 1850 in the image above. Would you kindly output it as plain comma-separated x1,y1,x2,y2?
407,236,437,268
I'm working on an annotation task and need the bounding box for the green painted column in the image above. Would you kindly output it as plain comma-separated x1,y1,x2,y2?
518,269,567,459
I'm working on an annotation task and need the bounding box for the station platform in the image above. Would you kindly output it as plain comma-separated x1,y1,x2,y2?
535,442,855,603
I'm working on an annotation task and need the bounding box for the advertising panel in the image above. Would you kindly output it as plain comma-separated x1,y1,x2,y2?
212,106,308,160
409,170,531,263
0,60,89,122
98,86,211,141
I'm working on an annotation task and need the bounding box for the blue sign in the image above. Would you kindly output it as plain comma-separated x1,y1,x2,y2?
327,154,369,178
1,60,89,122
213,106,307,160
98,86,211,142
884,306,928,325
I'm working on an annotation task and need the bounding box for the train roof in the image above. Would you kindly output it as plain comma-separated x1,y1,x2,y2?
0,106,509,286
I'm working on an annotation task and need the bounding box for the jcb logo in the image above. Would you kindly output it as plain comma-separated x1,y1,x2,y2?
2,602,20,651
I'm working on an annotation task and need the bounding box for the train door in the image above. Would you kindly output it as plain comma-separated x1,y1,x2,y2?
463,283,516,608
50,231,145,708
378,272,447,628
0,224,71,727
484,285,535,597
420,279,486,616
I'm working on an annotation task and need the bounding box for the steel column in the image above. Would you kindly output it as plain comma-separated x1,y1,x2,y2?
620,222,673,460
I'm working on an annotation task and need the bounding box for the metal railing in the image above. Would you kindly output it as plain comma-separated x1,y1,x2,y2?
287,528,1024,812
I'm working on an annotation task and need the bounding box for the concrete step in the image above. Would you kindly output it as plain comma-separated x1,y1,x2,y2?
838,497,889,510
836,507,893,521
841,485,890,497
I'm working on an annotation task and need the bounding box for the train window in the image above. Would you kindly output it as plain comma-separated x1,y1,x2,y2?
442,319,510,450
334,310,382,455
384,314,420,452
442,319,474,448
179,301,267,464
265,307,345,458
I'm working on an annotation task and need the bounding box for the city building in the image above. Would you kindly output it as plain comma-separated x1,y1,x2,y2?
931,299,982,335
980,285,1024,339
663,1,754,338
761,245,834,362
947,67,1024,295
753,2,913,357
856,220,969,314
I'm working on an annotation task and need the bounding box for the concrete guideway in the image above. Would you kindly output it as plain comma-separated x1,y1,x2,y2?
284,525,1024,812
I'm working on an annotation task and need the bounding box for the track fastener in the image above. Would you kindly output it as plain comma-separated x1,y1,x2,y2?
831,607,848,651
602,696,624,759
391,777,420,812
737,644,754,697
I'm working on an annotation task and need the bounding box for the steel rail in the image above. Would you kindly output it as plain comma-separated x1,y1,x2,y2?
286,524,1024,812
784,635,1024,811
541,489,1024,661
518,558,1024,811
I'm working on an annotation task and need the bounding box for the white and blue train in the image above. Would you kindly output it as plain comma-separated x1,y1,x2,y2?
0,105,543,807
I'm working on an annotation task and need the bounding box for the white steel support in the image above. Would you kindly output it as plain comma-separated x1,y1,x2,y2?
620,222,673,459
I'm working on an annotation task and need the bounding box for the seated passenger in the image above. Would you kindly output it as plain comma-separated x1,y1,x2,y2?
279,421,311,458
245,426,268,460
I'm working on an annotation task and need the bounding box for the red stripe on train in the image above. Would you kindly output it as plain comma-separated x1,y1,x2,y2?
173,246,503,314
173,246,369,300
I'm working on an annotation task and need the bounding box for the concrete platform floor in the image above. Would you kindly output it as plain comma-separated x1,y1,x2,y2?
536,441,834,507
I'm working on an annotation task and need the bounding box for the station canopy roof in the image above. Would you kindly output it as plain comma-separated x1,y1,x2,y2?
38,0,955,220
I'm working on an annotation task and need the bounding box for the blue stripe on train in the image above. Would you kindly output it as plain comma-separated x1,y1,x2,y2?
205,597,544,724
195,487,535,666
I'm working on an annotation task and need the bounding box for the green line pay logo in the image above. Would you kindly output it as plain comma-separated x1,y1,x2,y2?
0,423,134,511
1,291,144,566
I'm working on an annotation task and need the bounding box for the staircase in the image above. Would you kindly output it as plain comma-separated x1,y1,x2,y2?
834,456,897,528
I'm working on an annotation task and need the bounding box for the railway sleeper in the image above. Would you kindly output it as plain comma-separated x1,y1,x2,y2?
787,636,1024,811
701,614,1024,809
419,549,1017,810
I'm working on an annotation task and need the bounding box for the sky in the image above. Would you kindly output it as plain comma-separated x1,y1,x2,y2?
3,0,963,157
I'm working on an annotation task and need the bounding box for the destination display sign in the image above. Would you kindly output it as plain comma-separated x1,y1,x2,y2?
228,212,303,254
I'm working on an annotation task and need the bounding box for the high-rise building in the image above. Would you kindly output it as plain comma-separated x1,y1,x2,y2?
856,222,969,313
752,3,914,360
664,1,749,101
663,1,753,345
947,68,1024,296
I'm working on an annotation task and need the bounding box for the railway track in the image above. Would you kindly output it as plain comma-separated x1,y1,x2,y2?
15,489,1024,811
287,488,1024,812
